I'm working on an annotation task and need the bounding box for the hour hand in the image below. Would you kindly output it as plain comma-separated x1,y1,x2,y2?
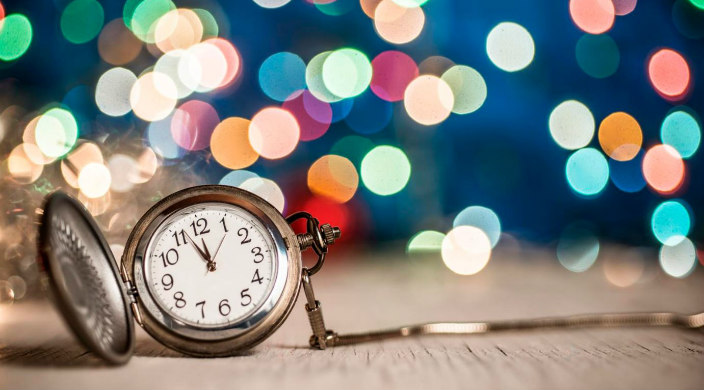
184,231,209,263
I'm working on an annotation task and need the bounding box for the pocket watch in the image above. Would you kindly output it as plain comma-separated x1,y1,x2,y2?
38,185,340,364
37,184,703,366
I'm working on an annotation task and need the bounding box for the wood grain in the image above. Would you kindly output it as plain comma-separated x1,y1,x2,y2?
0,247,702,389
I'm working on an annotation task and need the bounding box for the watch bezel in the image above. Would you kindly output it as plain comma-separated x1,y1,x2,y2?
122,185,301,356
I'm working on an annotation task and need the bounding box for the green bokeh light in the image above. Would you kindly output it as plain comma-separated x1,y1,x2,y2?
441,65,487,114
306,51,343,103
35,108,78,158
392,0,430,7
575,34,619,79
128,0,175,43
323,48,372,99
193,9,219,39
315,0,355,16
407,230,444,254
361,145,411,196
0,14,33,61
330,135,376,170
61,0,104,44
689,0,704,9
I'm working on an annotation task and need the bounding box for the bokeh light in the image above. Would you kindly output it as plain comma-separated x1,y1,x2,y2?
407,230,445,254
248,107,300,159
602,248,644,287
60,142,104,188
155,49,197,98
486,22,535,72
370,50,418,102
130,71,178,122
660,110,701,159
60,0,104,44
569,0,615,34
259,52,306,102
306,51,343,103
315,0,356,16
549,100,595,150
282,90,332,141
95,67,137,117
441,226,492,275
35,108,79,158
171,100,219,151
0,14,32,61
403,75,454,126
575,34,619,78
78,162,111,198
239,177,285,213
659,237,697,278
565,148,609,196
598,112,642,161
642,144,685,195
210,117,259,169
108,154,138,193
193,9,218,39
609,150,646,193
441,65,487,115
418,55,455,76
98,18,143,65
612,0,637,15
127,0,175,43
345,90,392,134
220,170,259,187
307,155,359,203
147,114,186,159
7,144,43,184
651,200,691,246
322,48,372,99
253,0,291,9
647,49,691,101
374,0,425,45
154,8,203,53
673,0,704,39
360,0,383,18
453,206,501,248
361,145,411,196
557,223,600,272
330,135,375,169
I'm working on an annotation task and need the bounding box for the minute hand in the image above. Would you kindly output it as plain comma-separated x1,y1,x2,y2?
184,230,209,263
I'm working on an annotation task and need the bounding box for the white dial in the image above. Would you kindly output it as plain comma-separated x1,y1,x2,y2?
144,202,276,327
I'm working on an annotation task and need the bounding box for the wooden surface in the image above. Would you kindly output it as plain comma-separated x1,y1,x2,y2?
1,247,703,389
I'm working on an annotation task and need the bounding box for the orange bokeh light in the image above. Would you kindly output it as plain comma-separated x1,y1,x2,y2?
648,49,691,101
569,0,615,34
307,155,359,203
642,144,685,195
598,112,642,161
210,117,259,169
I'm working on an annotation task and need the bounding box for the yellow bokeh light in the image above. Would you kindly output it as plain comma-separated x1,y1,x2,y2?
403,75,454,125
441,226,492,275
154,9,203,53
307,155,359,203
78,162,112,199
211,117,259,169
598,112,642,161
60,142,104,188
374,0,425,45
7,144,43,184
130,71,178,122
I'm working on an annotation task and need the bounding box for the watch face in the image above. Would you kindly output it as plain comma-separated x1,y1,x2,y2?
144,202,278,328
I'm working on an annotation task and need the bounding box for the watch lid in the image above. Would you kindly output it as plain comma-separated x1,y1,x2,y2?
37,191,134,365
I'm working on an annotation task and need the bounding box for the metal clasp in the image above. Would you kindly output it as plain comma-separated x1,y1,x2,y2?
301,269,337,349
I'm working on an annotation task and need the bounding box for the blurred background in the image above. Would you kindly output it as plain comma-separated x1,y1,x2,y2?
0,0,702,302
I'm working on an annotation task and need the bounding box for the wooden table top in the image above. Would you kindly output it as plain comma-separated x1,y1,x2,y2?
1,246,703,389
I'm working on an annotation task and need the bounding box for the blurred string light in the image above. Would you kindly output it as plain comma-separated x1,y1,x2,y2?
602,248,645,288
565,148,609,196
210,117,259,169
441,65,487,114
95,67,138,117
403,75,454,125
374,0,425,44
612,0,637,15
651,199,691,246
370,50,418,102
486,22,535,72
598,112,642,161
659,237,697,278
35,108,79,158
171,100,220,151
660,109,701,159
248,107,300,159
360,145,411,195
441,226,492,275
307,155,359,203
406,230,445,254
575,34,619,78
98,19,143,65
549,100,595,150
60,0,104,44
259,52,306,102
453,206,501,248
642,144,685,195
282,90,332,141
609,150,646,193
322,48,372,99
647,48,691,101
557,223,600,272
569,0,615,34
0,13,32,61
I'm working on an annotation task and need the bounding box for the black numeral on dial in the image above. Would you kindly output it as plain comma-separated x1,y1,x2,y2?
240,289,252,306
251,246,264,263
220,217,228,232
172,230,186,247
161,274,173,290
190,217,210,236
160,248,179,267
173,291,186,308
219,299,231,316
238,227,251,244
195,301,205,319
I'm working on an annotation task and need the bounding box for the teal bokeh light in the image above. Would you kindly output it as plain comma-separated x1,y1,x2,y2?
565,148,609,196
651,200,691,246
661,110,701,159
258,52,306,102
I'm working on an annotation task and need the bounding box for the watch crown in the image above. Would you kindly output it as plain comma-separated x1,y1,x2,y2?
320,223,341,245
